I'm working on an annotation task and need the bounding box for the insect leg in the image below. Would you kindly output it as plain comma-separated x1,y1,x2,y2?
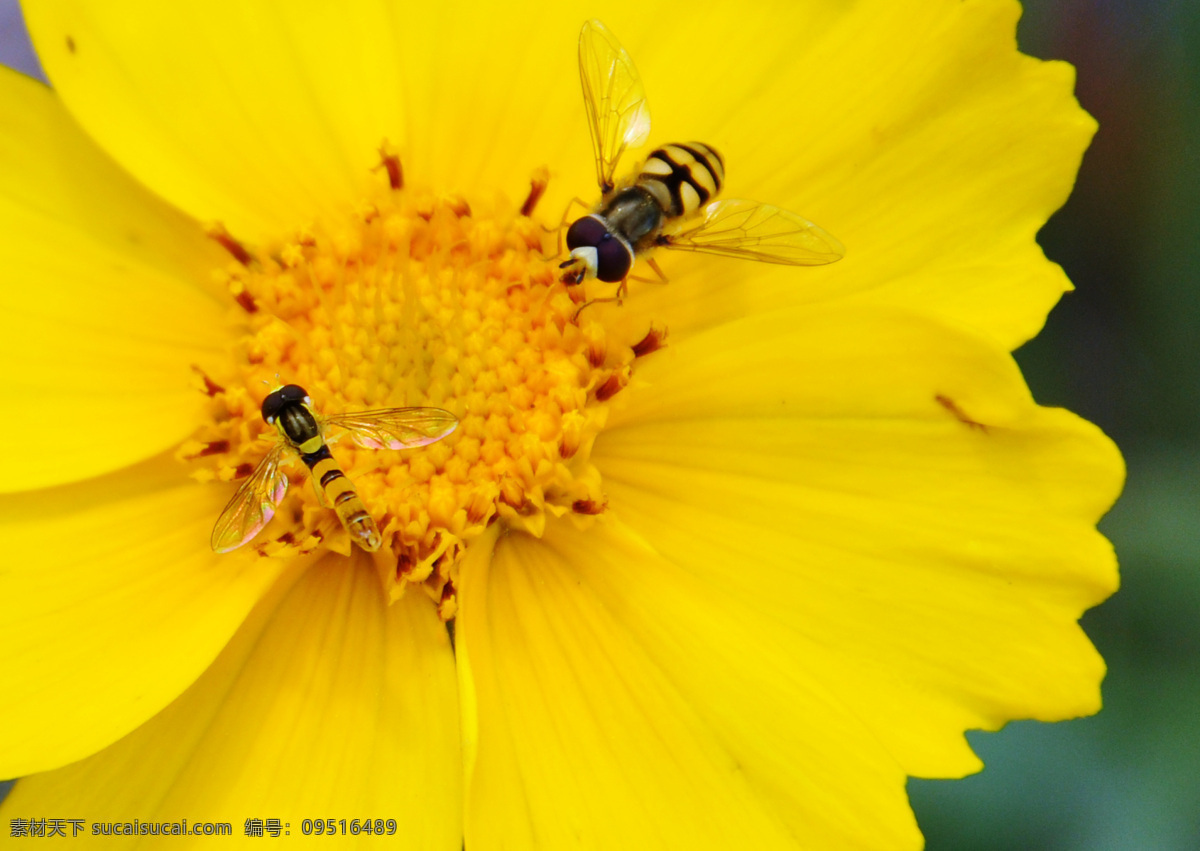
644,257,669,283
571,279,627,321
541,196,594,260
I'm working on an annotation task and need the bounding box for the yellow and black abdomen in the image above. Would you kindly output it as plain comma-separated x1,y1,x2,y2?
637,142,725,218
300,443,383,552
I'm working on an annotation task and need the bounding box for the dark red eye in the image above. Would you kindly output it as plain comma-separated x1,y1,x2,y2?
262,383,308,422
595,236,632,282
566,216,607,250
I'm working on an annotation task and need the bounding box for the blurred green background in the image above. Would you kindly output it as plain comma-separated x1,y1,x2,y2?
2,1,1195,847
912,2,1200,848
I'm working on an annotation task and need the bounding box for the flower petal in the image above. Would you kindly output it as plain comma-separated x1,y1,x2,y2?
1,556,462,849
789,0,1093,348
0,67,229,492
457,523,922,850
26,1,859,247
622,0,1093,348
22,1,598,243
24,0,394,243
0,456,288,777
594,305,1121,779
25,2,1088,351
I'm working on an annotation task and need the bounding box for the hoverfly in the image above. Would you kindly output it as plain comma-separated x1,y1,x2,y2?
559,19,845,289
210,384,457,553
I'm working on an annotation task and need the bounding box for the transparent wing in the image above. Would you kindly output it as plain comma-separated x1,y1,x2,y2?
324,407,458,450
578,19,651,193
660,199,846,265
210,443,289,553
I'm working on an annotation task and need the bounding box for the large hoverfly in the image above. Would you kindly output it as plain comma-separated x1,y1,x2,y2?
559,19,845,288
210,384,457,553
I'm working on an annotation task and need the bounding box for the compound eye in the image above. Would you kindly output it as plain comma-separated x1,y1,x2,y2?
566,216,607,250
595,236,633,283
261,383,309,422
261,391,285,423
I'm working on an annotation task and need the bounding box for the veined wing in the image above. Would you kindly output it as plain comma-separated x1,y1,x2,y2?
579,19,651,193
324,407,458,450
660,199,846,265
211,443,289,553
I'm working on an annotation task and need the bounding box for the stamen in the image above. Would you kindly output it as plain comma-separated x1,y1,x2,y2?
206,222,253,266
571,498,607,515
182,152,668,614
376,142,404,191
520,166,550,217
631,325,668,358
594,372,628,402
190,365,225,397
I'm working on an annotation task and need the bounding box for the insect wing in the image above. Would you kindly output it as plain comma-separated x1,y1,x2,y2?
661,199,846,265
210,444,289,553
578,19,651,193
325,407,459,450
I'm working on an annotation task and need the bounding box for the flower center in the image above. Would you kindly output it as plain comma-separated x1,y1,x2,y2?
178,152,664,617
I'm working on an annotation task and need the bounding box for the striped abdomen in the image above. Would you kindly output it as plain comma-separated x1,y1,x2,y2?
637,142,725,218
301,444,383,552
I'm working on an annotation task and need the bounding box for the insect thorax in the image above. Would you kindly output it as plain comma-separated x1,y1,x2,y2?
599,185,665,249
277,403,322,446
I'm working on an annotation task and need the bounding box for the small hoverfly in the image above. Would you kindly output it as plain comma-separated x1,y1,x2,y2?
211,384,458,553
559,19,845,288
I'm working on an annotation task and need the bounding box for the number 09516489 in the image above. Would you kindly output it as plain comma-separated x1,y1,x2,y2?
300,819,397,836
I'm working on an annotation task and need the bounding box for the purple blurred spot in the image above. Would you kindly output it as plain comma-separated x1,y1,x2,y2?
0,0,47,82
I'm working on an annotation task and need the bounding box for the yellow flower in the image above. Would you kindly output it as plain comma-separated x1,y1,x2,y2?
0,1,1121,848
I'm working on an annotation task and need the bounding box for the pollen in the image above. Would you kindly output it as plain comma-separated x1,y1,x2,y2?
178,154,657,615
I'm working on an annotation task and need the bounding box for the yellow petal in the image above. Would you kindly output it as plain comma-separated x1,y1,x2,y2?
23,1,602,243
2,556,462,849
625,0,1093,348
25,0,393,243
457,523,922,850
594,305,1121,779
796,0,1092,349
0,456,288,777
0,67,229,492
27,2,1087,349
26,2,849,244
